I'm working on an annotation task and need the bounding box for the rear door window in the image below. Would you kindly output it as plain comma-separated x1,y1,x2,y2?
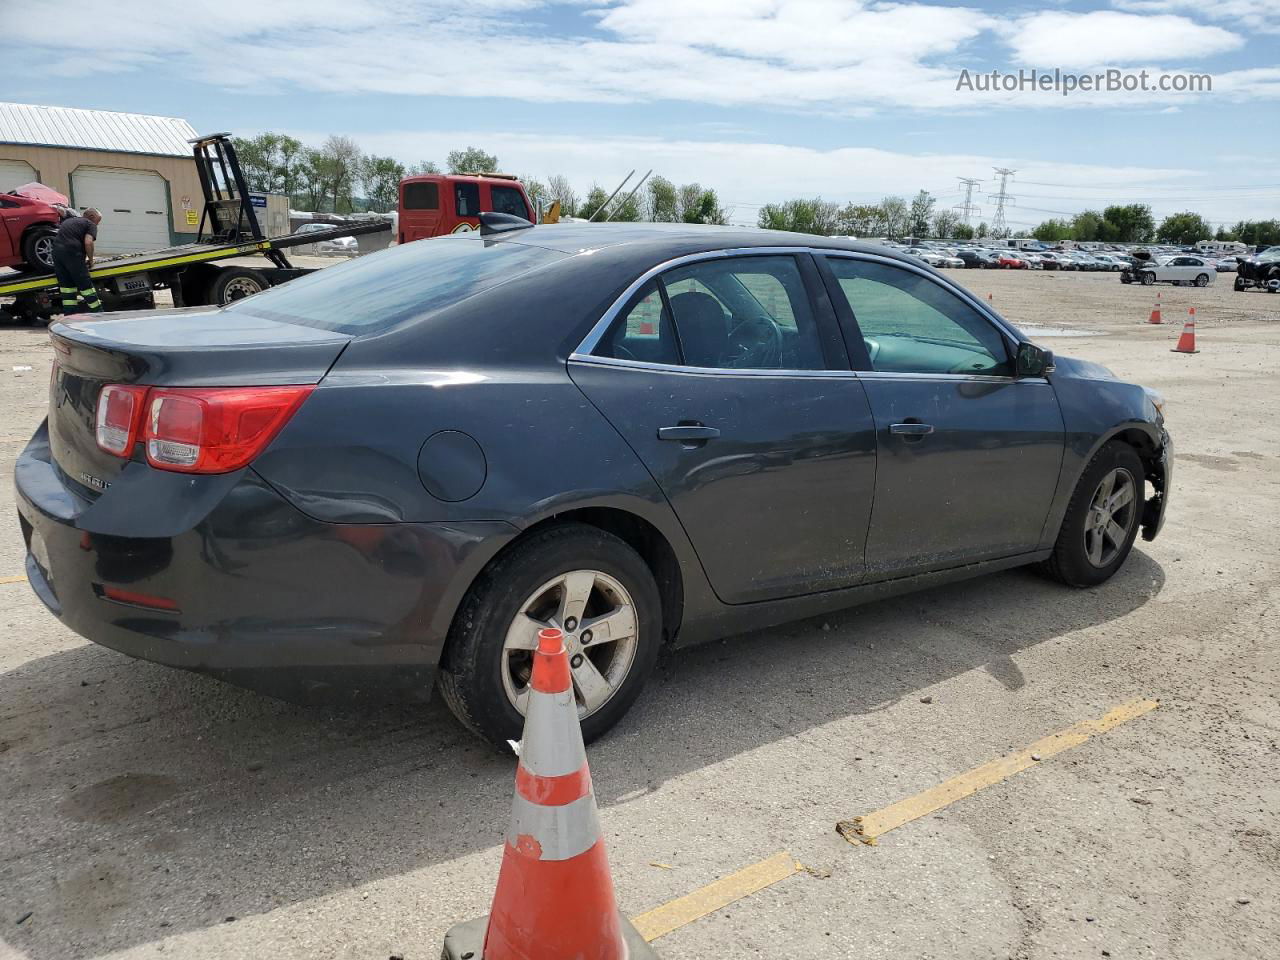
594,255,826,370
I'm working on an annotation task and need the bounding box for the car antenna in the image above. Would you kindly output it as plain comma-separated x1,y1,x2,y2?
479,212,536,236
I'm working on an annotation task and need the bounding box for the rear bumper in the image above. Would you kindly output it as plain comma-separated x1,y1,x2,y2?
15,424,516,704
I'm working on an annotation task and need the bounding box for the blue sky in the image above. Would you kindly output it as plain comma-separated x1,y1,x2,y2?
4,0,1277,229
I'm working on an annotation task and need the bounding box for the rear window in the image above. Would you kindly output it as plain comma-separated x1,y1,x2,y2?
223,238,565,334
403,182,439,210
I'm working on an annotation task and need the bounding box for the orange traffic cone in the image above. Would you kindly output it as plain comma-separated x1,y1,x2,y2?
442,627,657,960
1171,308,1199,354
1148,293,1162,325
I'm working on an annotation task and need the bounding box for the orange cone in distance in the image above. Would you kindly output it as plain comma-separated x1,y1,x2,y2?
1172,308,1199,354
441,627,657,960
1148,297,1162,324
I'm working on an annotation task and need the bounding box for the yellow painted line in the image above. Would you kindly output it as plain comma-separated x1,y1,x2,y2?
0,575,28,584
630,851,800,942
837,698,1160,846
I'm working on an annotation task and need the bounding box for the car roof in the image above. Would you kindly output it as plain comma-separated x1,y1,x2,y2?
488,221,921,264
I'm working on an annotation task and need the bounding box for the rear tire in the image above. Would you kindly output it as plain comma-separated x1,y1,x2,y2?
208,267,268,306
1039,441,1144,588
437,523,662,749
20,225,56,273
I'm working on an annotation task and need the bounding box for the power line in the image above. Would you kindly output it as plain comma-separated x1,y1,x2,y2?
955,177,982,227
991,168,1015,237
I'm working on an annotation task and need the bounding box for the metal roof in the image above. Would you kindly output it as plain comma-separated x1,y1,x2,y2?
0,102,197,158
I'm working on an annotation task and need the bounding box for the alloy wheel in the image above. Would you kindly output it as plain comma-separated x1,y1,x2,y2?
34,235,54,269
1084,467,1137,568
502,569,639,718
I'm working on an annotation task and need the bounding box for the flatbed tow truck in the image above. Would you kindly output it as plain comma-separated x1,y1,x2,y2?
0,133,389,323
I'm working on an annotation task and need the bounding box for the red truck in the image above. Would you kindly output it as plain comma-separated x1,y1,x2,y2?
0,184,66,273
397,172,535,243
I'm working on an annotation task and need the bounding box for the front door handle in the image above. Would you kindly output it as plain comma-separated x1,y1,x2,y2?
889,422,934,438
658,425,721,442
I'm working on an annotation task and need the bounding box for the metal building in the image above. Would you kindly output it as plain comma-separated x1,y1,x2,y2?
0,102,202,255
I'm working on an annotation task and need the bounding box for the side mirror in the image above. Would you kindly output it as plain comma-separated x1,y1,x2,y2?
1016,342,1055,378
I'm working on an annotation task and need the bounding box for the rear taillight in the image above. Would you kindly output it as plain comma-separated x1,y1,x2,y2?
95,384,148,456
145,386,313,473
94,384,312,473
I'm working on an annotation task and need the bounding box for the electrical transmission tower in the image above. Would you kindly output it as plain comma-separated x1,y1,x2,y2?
954,177,982,227
990,168,1016,237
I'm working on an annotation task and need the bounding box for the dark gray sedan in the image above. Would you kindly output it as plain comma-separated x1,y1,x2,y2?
17,221,1171,747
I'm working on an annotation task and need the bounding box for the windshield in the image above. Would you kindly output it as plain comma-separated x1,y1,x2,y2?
224,237,566,334
1258,247,1280,263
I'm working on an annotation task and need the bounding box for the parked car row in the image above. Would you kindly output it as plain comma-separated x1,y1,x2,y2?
886,242,1140,273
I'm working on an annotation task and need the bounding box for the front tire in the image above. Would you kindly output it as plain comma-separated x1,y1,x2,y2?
437,523,662,749
1141,272,1156,286
1039,442,1144,588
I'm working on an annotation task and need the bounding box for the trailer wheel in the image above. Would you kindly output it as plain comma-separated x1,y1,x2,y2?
209,268,268,305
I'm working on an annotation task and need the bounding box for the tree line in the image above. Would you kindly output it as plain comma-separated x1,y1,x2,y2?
230,132,729,224
1030,205,1280,248
755,190,984,239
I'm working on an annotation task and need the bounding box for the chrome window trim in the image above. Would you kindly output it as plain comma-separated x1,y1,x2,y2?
569,245,1035,377
571,247,821,361
567,354,862,379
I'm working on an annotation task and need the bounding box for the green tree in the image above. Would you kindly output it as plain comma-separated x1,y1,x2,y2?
879,196,909,238
1033,218,1073,242
580,185,611,220
975,221,989,237
1234,219,1280,248
757,198,841,235
296,148,331,212
231,133,280,193
361,155,405,213
1156,211,1213,245
646,175,680,222
908,190,936,238
952,223,975,240
408,160,441,175
1101,204,1154,243
546,175,578,217
1071,210,1104,241
446,146,498,174
837,203,883,236
931,209,961,239
681,186,727,225
319,135,361,214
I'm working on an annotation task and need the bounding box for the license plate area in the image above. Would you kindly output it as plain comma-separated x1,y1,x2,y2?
115,273,150,293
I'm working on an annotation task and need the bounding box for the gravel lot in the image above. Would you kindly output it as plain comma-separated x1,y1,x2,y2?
1,266,1277,960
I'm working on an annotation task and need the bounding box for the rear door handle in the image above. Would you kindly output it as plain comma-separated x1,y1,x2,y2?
889,422,934,437
658,425,720,442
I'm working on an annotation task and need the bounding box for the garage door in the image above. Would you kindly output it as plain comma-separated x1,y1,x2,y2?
71,167,170,254
0,159,37,192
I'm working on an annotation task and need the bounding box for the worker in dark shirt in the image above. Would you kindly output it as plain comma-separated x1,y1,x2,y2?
52,208,103,314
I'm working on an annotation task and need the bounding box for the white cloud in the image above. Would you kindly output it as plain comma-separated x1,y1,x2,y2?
1002,12,1243,67
2,0,1273,112
1111,0,1280,35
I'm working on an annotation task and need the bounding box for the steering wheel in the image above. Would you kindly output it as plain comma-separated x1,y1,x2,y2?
724,314,783,368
